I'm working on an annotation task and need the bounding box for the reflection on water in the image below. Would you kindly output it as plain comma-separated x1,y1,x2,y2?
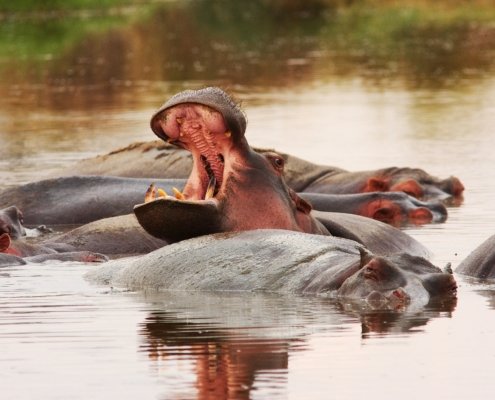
1,263,493,400
1,1,495,399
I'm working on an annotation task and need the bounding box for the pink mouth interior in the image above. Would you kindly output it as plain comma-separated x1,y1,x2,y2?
158,103,232,200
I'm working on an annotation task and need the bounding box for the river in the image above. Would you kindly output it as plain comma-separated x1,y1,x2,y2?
1,1,494,399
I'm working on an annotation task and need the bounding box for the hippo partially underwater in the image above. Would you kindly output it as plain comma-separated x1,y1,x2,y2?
456,234,495,279
0,87,465,305
0,206,108,264
86,230,456,308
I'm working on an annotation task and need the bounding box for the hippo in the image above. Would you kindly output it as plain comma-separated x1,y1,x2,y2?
136,87,327,237
300,191,447,226
0,176,447,226
45,214,167,257
34,210,426,258
0,206,108,263
456,234,495,279
0,176,185,226
0,205,26,239
54,139,464,202
0,232,108,265
86,230,456,308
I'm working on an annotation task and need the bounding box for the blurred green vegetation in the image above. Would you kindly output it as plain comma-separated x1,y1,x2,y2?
0,0,144,13
1,0,495,101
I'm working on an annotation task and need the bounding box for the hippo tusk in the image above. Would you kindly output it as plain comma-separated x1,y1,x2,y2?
205,175,216,200
172,187,185,200
157,188,168,198
144,183,157,203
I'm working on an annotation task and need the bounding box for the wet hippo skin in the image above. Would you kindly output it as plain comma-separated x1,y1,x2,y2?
456,234,495,279
86,230,456,308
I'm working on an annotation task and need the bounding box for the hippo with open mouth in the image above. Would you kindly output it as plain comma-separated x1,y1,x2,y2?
135,87,327,241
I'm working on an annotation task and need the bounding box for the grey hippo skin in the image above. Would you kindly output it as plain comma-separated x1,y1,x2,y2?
0,177,185,226
0,253,26,267
86,230,456,309
456,234,495,279
46,214,167,257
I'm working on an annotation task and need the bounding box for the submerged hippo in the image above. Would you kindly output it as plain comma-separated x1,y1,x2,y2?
0,206,108,263
0,176,447,226
87,230,456,308
0,232,108,264
456,234,495,279
56,139,464,202
0,176,185,226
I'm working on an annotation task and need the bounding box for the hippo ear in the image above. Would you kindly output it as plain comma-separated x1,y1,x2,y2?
364,177,389,192
371,206,396,225
390,179,423,198
358,247,374,268
0,233,11,252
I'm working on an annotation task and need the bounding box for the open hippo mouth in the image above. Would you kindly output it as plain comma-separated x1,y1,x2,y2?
148,105,232,202
134,88,247,242
149,87,246,203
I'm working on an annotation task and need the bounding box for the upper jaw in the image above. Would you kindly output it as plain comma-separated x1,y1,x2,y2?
150,87,247,145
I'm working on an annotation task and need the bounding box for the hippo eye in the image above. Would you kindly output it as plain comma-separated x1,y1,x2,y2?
269,156,284,171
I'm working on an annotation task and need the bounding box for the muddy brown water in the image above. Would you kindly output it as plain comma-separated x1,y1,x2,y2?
1,3,495,399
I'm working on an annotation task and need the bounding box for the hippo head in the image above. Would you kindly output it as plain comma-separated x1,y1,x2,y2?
134,87,328,242
338,253,457,308
0,206,26,240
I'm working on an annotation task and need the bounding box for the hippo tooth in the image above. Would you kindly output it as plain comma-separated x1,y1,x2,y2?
157,188,168,198
173,187,185,200
224,130,231,137
144,183,157,203
205,175,216,200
